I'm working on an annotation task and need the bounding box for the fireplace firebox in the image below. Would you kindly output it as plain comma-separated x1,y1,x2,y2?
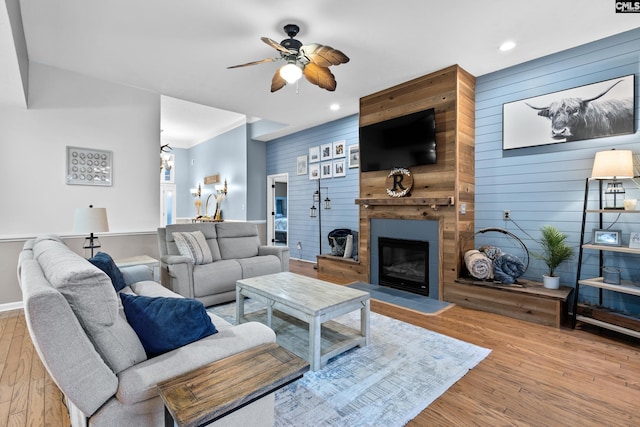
378,237,429,296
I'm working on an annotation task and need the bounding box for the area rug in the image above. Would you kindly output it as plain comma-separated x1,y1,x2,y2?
209,300,490,427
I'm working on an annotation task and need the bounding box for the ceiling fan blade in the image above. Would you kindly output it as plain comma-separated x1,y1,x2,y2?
227,57,278,69
303,62,337,91
300,43,350,67
271,67,287,92
261,37,296,54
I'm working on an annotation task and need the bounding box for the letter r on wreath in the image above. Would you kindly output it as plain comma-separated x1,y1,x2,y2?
392,174,406,191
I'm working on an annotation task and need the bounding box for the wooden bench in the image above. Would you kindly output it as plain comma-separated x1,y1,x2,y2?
316,254,365,284
446,277,573,328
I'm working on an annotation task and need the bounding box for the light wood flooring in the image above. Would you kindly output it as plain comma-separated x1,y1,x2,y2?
2,260,640,426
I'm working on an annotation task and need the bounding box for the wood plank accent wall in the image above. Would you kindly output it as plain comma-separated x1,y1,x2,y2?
319,65,475,299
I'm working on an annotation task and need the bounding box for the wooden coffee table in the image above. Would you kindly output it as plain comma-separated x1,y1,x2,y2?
158,343,308,427
236,272,370,371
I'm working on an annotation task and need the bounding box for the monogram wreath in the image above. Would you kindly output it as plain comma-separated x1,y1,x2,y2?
386,168,411,198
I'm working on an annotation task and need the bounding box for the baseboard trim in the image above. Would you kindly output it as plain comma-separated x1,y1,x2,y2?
291,258,315,264
0,301,23,313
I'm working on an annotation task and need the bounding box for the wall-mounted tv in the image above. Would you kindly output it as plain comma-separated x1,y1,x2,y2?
359,108,436,172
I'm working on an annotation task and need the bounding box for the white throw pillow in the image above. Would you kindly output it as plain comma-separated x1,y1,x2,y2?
343,234,353,259
173,231,213,265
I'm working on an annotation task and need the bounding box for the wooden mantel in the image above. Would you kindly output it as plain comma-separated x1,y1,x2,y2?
317,65,476,301
355,197,455,208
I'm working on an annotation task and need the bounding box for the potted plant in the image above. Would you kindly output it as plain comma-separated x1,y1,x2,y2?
532,225,575,289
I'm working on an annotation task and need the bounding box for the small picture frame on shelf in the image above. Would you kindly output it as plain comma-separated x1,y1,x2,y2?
629,232,640,249
593,229,622,246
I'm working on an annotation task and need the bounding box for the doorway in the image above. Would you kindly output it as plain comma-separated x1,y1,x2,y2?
267,173,288,246
160,183,176,226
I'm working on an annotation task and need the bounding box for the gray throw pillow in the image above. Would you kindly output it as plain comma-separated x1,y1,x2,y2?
173,230,213,264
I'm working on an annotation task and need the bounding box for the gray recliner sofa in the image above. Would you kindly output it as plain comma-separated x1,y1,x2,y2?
158,222,289,306
17,235,276,427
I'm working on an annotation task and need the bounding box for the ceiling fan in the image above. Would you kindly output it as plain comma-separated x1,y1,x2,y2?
227,24,350,92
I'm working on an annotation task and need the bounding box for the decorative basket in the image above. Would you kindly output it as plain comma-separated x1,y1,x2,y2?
460,227,530,280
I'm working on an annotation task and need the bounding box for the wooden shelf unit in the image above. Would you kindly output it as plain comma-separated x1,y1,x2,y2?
572,176,640,337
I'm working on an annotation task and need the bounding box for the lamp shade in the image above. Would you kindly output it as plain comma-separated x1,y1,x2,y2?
591,149,634,179
73,206,109,233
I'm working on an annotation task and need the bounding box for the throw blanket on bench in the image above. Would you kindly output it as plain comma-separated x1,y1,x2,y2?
464,250,493,280
493,253,526,284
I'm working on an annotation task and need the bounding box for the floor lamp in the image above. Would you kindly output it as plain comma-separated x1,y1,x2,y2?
309,179,331,269
73,205,109,258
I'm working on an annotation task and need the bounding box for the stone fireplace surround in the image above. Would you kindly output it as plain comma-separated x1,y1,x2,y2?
370,219,439,299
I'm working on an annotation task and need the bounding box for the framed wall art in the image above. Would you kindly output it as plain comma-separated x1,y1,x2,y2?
66,146,112,186
332,140,346,158
593,229,622,246
503,74,635,150
629,232,640,249
309,146,320,163
333,159,346,177
309,163,320,180
321,161,332,179
320,143,333,161
348,144,359,168
297,155,308,175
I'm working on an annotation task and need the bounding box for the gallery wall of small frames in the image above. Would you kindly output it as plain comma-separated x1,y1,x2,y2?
297,140,359,180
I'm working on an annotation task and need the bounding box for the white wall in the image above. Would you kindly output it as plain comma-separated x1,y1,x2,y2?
1,62,160,236
0,62,161,305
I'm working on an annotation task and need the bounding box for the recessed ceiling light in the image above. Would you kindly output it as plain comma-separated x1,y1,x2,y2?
330,103,340,111
499,41,516,52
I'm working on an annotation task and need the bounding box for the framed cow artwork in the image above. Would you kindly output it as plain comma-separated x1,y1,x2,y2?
502,74,635,150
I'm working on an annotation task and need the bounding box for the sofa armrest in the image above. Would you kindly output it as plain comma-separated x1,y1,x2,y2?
116,322,276,405
160,255,195,298
120,265,153,286
258,246,290,272
21,259,118,417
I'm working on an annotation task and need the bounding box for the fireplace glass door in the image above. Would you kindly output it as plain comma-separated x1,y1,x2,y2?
378,237,429,296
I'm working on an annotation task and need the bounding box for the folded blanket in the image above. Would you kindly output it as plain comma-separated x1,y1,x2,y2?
479,245,503,260
493,253,526,284
464,249,493,280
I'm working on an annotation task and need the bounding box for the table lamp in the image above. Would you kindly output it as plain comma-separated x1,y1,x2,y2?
73,205,109,258
591,149,634,209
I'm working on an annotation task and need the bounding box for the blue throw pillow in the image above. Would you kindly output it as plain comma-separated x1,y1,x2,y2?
89,252,127,292
119,293,218,357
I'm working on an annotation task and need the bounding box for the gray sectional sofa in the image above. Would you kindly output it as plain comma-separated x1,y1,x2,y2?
158,222,289,306
17,235,276,427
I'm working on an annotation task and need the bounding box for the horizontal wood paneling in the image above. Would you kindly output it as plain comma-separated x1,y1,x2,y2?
267,115,360,261
475,27,640,314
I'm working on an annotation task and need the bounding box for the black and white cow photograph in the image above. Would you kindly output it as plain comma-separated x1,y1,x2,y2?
503,74,635,150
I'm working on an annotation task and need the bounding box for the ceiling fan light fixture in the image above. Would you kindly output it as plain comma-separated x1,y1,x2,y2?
280,62,303,84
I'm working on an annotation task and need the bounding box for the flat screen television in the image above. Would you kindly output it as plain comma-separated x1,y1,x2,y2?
359,108,436,172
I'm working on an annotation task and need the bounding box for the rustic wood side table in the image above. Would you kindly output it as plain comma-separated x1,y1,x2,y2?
157,343,309,427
